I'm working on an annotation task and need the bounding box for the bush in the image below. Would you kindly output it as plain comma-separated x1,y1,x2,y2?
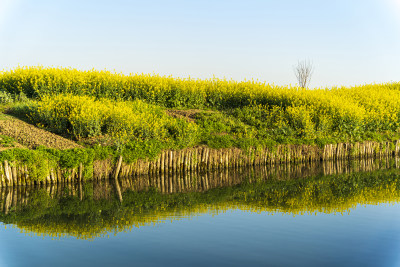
13,94,199,147
0,90,13,104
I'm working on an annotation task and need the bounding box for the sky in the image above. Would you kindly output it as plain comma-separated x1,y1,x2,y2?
0,0,399,88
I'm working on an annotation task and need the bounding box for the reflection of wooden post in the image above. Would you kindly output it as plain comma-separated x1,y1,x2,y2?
49,184,55,199
12,186,17,209
177,173,181,192
161,172,165,193
169,174,173,193
20,186,25,206
114,155,123,202
0,187,4,211
0,164,4,187
79,182,83,201
4,188,12,214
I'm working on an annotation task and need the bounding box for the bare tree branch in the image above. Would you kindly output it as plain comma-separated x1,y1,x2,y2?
294,60,313,88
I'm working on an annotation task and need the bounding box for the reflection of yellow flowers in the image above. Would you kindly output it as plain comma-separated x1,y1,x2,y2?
27,94,198,143
12,176,400,240
2,66,400,134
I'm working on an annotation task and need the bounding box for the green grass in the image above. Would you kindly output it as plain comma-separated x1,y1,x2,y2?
0,135,17,147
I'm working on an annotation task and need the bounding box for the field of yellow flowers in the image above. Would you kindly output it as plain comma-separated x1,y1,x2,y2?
2,66,400,152
22,94,198,145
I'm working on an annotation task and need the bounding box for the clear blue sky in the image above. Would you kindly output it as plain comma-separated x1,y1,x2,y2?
1,0,399,88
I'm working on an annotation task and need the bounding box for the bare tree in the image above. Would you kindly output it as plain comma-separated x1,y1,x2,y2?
294,60,313,88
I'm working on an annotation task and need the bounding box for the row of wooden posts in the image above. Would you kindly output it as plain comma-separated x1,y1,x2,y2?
1,156,398,212
0,140,399,188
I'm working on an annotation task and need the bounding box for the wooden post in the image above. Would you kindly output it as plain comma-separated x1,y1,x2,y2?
114,155,123,202
79,163,83,183
4,161,12,187
12,165,17,186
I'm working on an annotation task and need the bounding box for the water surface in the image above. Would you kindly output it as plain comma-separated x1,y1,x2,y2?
1,158,400,267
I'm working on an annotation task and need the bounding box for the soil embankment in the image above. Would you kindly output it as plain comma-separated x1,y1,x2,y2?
0,118,82,150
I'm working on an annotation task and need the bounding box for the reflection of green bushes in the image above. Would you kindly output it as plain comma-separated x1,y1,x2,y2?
1,168,400,239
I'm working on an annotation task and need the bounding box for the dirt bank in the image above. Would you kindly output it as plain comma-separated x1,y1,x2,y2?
0,118,82,150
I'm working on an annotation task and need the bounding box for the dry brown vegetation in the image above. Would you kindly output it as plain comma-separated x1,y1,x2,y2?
0,118,82,150
165,109,202,123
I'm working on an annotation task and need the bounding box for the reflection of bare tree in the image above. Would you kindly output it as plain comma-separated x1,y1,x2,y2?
294,60,313,88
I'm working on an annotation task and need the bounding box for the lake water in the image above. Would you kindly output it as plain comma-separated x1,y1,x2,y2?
1,158,400,267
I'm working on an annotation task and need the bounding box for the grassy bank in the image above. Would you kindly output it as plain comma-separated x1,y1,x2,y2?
0,66,399,181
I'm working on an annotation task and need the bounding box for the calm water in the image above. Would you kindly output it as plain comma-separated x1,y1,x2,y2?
1,158,400,267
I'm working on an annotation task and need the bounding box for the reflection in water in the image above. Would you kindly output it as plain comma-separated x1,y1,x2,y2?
1,157,400,239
